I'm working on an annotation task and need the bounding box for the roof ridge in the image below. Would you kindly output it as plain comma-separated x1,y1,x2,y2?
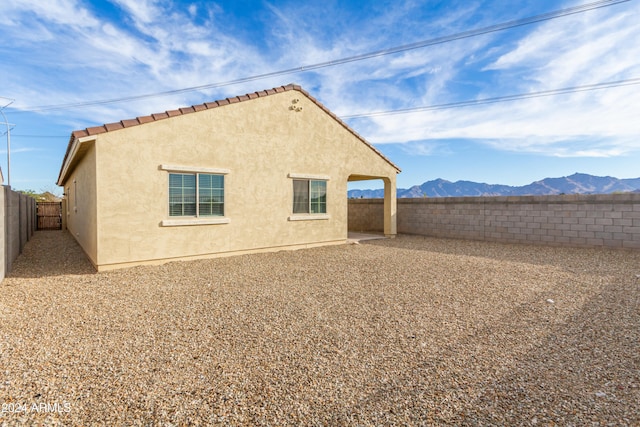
59,83,399,184
71,84,302,139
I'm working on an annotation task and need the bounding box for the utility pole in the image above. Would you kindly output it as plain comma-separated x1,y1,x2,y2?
0,97,14,187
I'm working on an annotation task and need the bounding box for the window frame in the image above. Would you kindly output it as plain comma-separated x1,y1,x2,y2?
288,173,330,221
168,172,198,217
66,185,71,216
160,165,230,227
73,179,77,212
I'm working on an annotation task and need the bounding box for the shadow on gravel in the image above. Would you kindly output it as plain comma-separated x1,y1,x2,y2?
7,230,96,278
336,274,639,425
362,234,640,274
452,278,640,425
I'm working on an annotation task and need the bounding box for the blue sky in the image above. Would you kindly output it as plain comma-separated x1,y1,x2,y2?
1,0,639,192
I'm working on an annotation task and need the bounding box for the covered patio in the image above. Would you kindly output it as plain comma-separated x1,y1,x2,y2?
348,174,397,238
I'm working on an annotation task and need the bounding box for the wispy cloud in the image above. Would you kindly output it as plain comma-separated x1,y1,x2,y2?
399,141,453,157
0,0,99,28
2,0,638,160
109,0,159,25
2,0,640,189
0,147,40,155
353,1,640,158
3,0,267,122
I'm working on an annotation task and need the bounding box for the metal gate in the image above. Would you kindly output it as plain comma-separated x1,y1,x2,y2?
37,202,62,230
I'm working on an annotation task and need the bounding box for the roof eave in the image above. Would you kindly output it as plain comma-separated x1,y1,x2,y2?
56,133,97,186
58,84,401,182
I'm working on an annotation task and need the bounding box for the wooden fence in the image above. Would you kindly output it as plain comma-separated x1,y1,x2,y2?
37,202,62,230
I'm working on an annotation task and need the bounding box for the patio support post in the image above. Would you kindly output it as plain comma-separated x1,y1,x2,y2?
383,177,397,238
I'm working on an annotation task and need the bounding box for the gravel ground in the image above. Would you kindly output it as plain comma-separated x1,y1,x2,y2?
1,231,639,426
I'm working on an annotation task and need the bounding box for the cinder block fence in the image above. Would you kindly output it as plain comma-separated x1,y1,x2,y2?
349,193,640,249
1,186,37,281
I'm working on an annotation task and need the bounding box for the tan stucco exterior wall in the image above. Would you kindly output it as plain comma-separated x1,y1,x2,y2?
63,90,398,270
63,142,98,266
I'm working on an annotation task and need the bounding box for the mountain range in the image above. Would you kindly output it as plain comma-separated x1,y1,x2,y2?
348,173,640,199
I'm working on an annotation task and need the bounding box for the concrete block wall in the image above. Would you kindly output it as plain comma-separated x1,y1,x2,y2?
0,186,4,281
348,198,385,232
348,193,640,249
2,186,37,280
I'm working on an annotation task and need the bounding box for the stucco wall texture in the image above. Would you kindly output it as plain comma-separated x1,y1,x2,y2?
61,89,398,271
63,143,98,266
349,194,640,249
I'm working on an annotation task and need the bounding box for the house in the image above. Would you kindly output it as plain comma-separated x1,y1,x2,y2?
57,84,400,271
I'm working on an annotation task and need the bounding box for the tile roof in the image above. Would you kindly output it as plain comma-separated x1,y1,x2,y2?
58,84,400,183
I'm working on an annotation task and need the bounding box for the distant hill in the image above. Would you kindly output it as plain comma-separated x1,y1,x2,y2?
348,173,640,198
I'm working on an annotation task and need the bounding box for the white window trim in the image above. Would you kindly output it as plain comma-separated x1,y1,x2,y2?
288,214,330,221
161,218,230,227
162,165,230,226
66,186,71,216
288,173,330,181
160,164,230,175
73,179,77,213
288,173,330,221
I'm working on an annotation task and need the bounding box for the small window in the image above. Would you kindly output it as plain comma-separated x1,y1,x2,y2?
73,180,77,212
293,179,326,214
169,173,224,217
66,186,71,215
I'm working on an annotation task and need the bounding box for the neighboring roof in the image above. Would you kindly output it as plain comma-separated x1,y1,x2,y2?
57,84,400,184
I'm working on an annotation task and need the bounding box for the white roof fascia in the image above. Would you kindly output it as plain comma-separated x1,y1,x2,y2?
57,135,97,186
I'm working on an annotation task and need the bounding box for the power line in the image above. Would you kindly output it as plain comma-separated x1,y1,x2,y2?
14,0,629,113
11,77,640,138
342,77,640,118
11,134,67,138
0,97,15,186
